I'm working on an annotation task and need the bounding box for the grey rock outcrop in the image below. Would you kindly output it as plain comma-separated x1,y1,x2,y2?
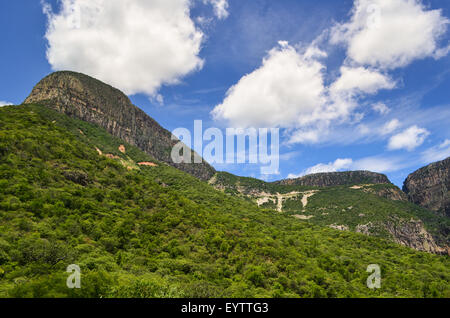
385,218,448,255
403,157,449,217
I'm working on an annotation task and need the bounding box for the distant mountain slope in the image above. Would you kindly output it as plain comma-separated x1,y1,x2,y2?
1,104,449,298
403,157,450,217
210,172,449,254
23,71,215,181
275,171,391,187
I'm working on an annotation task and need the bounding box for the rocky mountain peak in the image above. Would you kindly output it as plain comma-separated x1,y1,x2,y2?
403,157,449,217
24,71,216,181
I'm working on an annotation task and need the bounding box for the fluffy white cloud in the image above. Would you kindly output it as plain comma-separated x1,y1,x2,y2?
388,125,429,151
327,67,395,129
330,66,395,95
421,139,450,163
212,43,397,144
0,101,13,107
43,0,205,97
213,0,449,147
372,102,390,115
287,158,353,178
211,42,327,129
331,0,450,69
204,0,229,20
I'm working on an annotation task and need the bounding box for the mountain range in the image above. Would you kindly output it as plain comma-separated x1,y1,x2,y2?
0,71,448,298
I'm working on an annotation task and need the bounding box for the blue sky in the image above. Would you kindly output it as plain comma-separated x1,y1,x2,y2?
1,0,449,187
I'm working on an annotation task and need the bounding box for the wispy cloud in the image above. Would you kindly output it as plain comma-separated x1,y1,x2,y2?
0,101,13,107
421,140,450,163
192,86,226,95
351,155,408,173
203,0,229,20
279,150,302,161
372,102,390,115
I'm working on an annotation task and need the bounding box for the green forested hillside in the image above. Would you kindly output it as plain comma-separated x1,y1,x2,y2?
0,105,449,298
211,172,450,252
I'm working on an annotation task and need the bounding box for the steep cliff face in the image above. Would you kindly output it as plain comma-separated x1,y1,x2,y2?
403,157,449,217
24,71,215,181
275,171,391,187
384,218,448,255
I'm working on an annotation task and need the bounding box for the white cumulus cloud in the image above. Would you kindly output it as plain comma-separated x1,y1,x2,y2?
330,66,395,95
212,0,449,147
42,0,205,97
331,0,450,69
211,42,327,129
211,43,397,144
388,125,430,151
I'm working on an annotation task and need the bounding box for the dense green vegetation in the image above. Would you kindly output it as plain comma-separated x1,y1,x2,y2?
212,172,450,247
0,105,449,298
294,186,449,244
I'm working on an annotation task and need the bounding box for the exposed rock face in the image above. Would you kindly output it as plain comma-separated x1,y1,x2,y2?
354,219,448,255
329,224,349,231
24,71,215,181
355,223,372,236
276,171,391,187
403,157,449,217
362,186,408,202
385,219,448,255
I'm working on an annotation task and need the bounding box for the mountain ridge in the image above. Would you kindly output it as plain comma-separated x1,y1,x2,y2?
20,71,449,254
23,71,425,190
274,170,391,187
1,104,449,297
